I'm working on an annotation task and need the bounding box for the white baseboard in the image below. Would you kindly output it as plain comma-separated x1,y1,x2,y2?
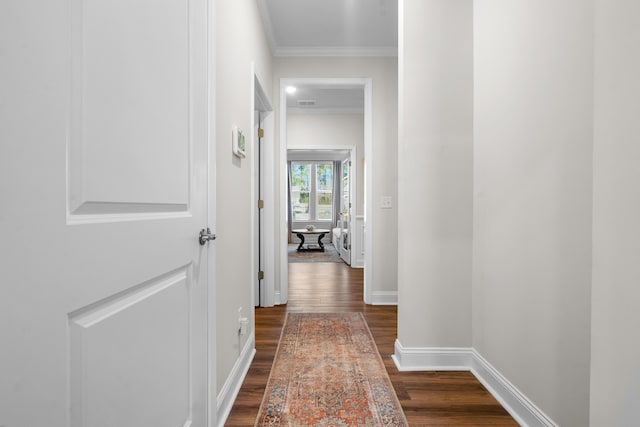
470,350,558,427
216,333,256,427
392,340,558,427
391,340,472,370
371,291,398,305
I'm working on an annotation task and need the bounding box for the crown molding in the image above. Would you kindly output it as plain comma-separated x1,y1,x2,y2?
287,107,364,115
275,46,398,57
256,0,278,53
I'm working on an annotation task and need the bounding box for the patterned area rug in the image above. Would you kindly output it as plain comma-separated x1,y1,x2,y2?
288,244,344,263
255,313,408,427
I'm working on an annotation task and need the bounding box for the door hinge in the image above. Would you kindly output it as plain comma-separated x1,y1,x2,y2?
258,128,264,138
258,271,265,280
258,199,264,209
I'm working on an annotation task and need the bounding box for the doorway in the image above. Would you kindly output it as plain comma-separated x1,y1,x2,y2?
278,78,373,305
287,148,356,265
252,70,274,307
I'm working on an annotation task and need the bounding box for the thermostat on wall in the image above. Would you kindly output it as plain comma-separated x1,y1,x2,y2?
232,126,246,158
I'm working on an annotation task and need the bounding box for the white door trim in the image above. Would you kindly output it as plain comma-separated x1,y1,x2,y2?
207,0,217,424
251,65,274,307
278,77,373,304
362,79,373,304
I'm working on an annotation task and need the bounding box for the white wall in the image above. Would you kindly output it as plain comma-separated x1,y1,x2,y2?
397,0,473,348
591,0,640,424
287,113,365,216
273,58,398,297
215,0,272,395
473,0,593,425
397,1,640,424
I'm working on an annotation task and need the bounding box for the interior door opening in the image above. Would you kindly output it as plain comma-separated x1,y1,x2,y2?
278,78,373,305
286,149,355,266
252,71,274,308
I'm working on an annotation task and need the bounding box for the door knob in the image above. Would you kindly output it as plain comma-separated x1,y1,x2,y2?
199,228,216,245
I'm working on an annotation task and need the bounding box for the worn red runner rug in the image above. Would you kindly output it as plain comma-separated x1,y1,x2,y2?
255,312,408,426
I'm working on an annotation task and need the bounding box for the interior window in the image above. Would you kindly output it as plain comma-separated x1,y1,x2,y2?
316,162,333,220
291,162,311,221
290,161,334,221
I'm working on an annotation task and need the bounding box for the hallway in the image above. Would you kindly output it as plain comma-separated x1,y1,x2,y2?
225,263,517,425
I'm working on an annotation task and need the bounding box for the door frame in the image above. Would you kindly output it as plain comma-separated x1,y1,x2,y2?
340,156,353,266
207,0,217,424
286,145,357,265
278,77,373,304
251,65,274,307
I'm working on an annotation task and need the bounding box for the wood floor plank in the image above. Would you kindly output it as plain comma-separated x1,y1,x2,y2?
224,262,518,426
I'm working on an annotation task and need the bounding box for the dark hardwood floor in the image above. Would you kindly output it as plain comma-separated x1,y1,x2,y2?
224,262,518,426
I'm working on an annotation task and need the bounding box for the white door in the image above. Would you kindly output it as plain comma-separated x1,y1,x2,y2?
0,1,213,426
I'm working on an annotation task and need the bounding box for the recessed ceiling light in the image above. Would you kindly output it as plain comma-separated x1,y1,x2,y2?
286,86,297,95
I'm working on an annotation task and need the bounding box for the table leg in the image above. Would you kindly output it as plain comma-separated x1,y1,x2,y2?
317,232,326,251
296,233,305,251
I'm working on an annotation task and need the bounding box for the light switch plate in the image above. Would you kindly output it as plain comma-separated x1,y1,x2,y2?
380,196,392,209
232,126,246,158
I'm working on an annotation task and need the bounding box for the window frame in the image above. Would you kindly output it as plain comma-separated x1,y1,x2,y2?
315,162,334,221
290,161,334,222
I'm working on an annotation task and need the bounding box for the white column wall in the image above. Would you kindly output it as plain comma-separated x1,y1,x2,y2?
397,0,640,424
472,0,593,425
591,0,640,424
397,0,473,348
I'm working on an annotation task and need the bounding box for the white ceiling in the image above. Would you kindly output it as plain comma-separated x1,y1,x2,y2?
257,0,398,57
260,0,397,112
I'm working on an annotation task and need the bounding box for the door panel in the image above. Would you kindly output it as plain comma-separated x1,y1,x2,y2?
69,268,191,427
69,0,192,215
0,0,212,426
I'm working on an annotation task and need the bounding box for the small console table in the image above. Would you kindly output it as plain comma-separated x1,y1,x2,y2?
292,228,330,252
